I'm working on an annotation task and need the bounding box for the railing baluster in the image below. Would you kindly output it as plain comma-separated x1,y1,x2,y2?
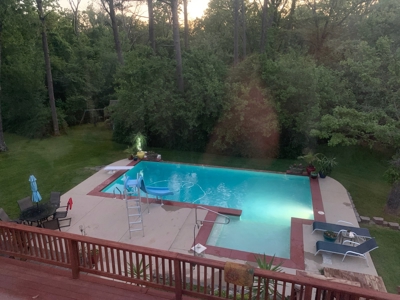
105,246,110,273
116,247,122,275
162,257,166,285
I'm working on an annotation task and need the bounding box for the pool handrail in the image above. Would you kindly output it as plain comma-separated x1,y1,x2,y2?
193,206,231,256
195,205,230,225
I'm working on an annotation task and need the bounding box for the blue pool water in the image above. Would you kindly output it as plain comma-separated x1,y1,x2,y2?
102,161,313,258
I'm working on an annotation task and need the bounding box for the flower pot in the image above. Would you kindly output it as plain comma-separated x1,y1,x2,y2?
306,166,316,175
310,172,318,179
323,232,337,242
133,156,138,161
137,151,145,159
319,172,326,178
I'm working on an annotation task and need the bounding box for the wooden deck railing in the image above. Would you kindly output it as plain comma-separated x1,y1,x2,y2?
0,222,399,300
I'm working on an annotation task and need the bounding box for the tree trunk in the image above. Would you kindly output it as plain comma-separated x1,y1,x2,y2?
183,0,189,50
241,0,246,58
234,0,239,65
147,0,155,51
68,0,81,36
260,0,268,53
36,0,60,136
171,0,184,92
108,0,124,65
0,23,8,151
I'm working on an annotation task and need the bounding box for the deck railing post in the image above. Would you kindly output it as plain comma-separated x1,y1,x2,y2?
174,259,183,300
68,239,80,279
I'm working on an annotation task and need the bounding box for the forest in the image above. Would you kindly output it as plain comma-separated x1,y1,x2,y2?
0,0,399,158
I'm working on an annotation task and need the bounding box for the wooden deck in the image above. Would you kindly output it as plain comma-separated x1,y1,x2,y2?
0,256,194,300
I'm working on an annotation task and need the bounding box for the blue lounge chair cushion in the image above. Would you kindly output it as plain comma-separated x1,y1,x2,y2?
315,238,378,266
312,221,371,239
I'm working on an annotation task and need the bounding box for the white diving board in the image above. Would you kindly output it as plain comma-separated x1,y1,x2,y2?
104,166,133,174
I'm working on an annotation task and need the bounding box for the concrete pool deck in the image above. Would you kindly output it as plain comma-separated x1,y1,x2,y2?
60,159,380,280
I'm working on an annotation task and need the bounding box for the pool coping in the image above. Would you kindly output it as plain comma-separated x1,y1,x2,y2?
88,161,326,270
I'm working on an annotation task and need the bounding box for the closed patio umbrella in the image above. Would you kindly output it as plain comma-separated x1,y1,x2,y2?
29,175,42,207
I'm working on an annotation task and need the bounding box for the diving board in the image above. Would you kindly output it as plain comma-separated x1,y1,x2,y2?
104,166,133,174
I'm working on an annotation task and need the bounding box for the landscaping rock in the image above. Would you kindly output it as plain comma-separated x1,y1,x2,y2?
372,217,384,225
359,216,370,223
388,222,400,230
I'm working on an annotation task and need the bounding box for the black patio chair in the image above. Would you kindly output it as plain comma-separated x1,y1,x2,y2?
50,192,61,209
17,197,33,212
0,208,23,224
42,218,61,231
53,198,72,228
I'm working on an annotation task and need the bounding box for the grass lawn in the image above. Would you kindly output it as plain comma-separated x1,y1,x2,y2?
1,124,399,293
0,124,125,218
366,225,400,294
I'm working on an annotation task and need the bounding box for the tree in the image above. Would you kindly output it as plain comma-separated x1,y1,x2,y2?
36,0,60,136
233,0,239,65
100,0,124,64
0,2,7,151
183,0,189,49
147,0,155,51
385,155,400,215
211,55,279,158
68,0,81,36
157,0,183,91
311,107,400,148
298,0,373,59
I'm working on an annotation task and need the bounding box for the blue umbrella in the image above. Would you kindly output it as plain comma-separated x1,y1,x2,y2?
29,175,42,206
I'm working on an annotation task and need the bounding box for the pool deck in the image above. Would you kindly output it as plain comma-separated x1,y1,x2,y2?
60,159,379,280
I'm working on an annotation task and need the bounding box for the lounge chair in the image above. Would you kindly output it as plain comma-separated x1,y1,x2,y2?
315,238,378,266
17,197,33,212
312,221,371,240
50,192,61,209
137,176,173,206
0,208,23,224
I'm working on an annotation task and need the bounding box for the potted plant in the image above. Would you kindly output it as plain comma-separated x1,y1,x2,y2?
316,155,337,178
310,171,318,179
253,254,283,299
132,132,147,159
124,132,147,160
323,231,337,242
298,151,321,175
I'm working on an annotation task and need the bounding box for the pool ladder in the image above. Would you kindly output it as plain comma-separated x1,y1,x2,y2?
193,206,230,256
124,175,147,238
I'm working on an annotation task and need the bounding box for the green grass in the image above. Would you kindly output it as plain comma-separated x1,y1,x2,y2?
365,225,400,293
1,124,399,293
0,124,126,218
315,145,398,222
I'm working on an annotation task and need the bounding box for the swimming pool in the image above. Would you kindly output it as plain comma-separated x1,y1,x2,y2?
102,161,313,258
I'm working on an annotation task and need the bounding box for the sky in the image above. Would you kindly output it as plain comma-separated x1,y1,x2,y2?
58,0,210,20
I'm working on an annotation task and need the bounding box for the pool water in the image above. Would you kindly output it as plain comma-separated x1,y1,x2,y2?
102,161,313,258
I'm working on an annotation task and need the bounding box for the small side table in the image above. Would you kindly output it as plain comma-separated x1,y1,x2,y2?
338,230,356,244
191,243,207,257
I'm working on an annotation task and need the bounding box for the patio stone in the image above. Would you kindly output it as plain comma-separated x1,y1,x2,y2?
372,217,384,225
359,216,370,223
388,222,400,230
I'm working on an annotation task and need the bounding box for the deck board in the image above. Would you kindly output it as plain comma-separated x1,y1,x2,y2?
0,256,194,300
